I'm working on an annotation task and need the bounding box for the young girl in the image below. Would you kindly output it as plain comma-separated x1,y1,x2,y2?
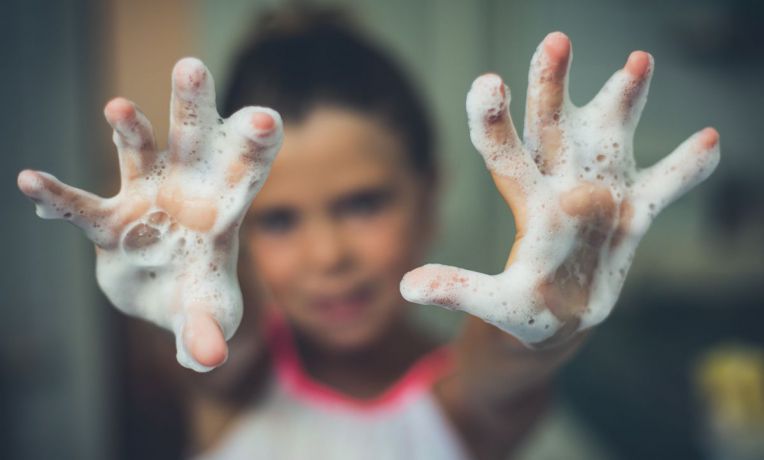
16,8,720,460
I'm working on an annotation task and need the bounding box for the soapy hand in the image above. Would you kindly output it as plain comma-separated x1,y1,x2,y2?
401,32,719,347
17,58,283,371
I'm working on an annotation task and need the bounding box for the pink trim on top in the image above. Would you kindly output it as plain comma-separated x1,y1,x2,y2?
266,315,454,413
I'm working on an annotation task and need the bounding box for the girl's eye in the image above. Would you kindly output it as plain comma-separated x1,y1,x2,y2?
254,209,297,235
335,189,393,218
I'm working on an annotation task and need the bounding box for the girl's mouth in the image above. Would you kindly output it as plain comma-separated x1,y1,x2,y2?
310,283,375,323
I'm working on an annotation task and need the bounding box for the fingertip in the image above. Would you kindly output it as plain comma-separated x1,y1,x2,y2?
235,107,283,145
699,127,719,149
400,264,464,310
172,57,209,94
197,340,228,369
251,111,275,132
17,169,42,196
468,73,509,123
543,31,571,62
184,314,228,369
400,265,431,291
400,266,432,304
481,72,507,97
625,51,652,78
474,72,504,88
104,97,135,123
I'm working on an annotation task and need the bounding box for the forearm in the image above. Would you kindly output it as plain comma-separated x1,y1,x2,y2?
455,317,586,399
437,317,587,459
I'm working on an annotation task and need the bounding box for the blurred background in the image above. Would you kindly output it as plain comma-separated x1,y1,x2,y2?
1,0,763,459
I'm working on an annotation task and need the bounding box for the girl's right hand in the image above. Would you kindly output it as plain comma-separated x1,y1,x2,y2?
17,58,283,372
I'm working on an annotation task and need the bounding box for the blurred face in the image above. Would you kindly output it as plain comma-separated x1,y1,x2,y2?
243,107,433,351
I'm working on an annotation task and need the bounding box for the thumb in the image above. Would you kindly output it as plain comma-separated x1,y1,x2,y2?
401,263,563,345
400,264,498,318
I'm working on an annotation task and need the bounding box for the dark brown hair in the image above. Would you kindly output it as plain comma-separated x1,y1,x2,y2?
222,6,437,182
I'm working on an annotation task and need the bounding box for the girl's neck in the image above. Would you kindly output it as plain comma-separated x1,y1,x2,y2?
293,315,437,399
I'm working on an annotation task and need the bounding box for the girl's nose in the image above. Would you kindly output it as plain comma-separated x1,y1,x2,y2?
303,219,351,274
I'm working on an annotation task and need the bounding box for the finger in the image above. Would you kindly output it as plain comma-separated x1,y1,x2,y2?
400,263,500,319
104,97,157,182
17,169,112,245
634,127,720,213
466,73,539,186
169,57,217,162
587,51,654,129
175,311,229,373
224,106,283,190
525,31,572,174
401,264,562,345
527,32,572,121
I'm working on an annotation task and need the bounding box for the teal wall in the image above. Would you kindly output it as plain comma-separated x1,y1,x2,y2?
0,1,113,459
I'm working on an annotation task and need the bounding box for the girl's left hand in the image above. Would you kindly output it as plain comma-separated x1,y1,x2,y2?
401,32,720,347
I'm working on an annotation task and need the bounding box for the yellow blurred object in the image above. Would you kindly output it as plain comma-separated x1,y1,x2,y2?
697,344,764,428
695,343,764,460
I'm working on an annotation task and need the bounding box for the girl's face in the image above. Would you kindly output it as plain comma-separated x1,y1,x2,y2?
243,107,433,351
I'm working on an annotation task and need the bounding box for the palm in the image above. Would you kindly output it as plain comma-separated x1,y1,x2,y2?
18,58,283,371
401,32,719,347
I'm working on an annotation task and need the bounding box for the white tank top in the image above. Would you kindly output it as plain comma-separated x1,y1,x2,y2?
194,318,472,460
